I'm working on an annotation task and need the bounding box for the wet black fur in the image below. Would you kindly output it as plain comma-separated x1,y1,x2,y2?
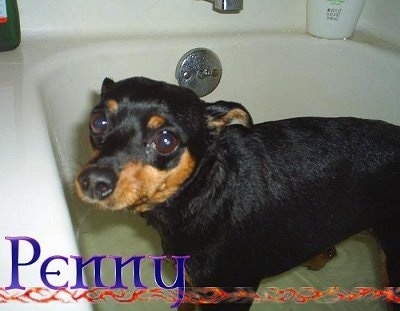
85,77,400,310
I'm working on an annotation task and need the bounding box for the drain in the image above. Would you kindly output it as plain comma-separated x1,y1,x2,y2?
175,48,222,97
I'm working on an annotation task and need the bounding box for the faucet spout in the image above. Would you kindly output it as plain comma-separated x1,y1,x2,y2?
207,0,243,13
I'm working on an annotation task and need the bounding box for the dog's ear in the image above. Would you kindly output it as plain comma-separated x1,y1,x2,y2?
205,101,253,135
101,78,115,95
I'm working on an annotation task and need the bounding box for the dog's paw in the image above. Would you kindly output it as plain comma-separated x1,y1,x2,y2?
303,247,337,271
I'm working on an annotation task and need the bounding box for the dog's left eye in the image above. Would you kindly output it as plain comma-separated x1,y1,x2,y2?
153,130,179,155
90,111,108,134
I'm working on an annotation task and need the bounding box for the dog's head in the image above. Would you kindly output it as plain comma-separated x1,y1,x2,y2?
75,77,252,212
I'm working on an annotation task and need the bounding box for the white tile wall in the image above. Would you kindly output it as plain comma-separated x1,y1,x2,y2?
17,0,400,45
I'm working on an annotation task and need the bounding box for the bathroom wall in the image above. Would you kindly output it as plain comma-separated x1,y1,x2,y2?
17,0,305,38
17,0,400,45
358,0,400,45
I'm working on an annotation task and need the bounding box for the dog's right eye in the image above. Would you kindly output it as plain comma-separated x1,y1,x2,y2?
90,111,108,134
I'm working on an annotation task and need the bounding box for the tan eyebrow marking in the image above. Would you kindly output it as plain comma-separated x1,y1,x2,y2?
106,99,118,113
147,115,166,129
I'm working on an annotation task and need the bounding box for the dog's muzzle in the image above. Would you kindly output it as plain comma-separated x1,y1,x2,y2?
77,167,118,200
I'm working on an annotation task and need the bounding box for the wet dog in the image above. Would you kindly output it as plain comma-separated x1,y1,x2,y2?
76,76,400,310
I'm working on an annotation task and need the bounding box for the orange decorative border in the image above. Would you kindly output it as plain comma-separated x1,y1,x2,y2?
1,287,399,305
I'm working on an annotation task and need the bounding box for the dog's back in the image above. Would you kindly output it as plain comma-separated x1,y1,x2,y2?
244,117,400,275
156,116,400,288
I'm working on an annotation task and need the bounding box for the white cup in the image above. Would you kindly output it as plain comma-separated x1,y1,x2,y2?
307,0,366,40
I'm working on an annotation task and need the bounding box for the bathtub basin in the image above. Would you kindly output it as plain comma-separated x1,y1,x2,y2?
31,32,400,310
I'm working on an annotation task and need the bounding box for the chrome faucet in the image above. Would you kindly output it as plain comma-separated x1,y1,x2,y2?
205,0,243,13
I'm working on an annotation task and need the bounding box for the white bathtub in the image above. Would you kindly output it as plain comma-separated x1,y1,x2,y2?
1,3,400,311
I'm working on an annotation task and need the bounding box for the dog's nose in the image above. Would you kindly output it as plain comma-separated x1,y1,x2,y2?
77,167,117,200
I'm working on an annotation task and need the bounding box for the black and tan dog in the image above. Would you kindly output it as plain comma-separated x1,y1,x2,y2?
76,76,400,310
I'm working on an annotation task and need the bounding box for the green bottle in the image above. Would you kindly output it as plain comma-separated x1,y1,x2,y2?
0,0,20,52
